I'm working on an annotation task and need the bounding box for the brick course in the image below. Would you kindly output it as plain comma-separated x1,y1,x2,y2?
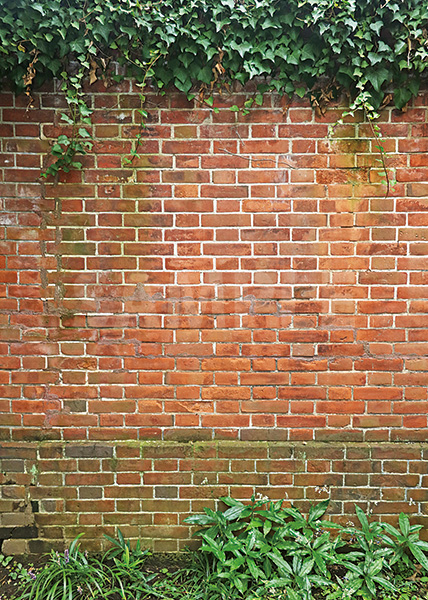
1,83,428,550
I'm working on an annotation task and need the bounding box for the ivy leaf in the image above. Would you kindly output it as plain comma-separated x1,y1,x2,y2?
174,76,192,93
178,52,194,69
394,40,407,53
369,67,390,92
93,23,111,43
370,21,383,35
368,52,382,65
51,143,64,155
301,43,317,61
394,87,412,109
60,113,74,125
343,17,357,31
79,104,93,117
378,41,391,53
32,3,45,15
261,17,279,30
408,79,420,96
78,128,91,138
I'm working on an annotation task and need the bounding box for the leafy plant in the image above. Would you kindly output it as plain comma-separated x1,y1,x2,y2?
18,534,111,600
343,506,392,558
185,498,428,600
340,553,397,598
103,529,155,600
42,71,93,179
184,496,341,600
269,554,333,600
382,514,428,574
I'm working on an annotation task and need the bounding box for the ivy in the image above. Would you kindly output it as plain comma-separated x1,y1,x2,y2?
0,0,428,176
42,69,94,178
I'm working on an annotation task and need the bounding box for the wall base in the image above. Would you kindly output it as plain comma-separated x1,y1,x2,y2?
0,441,427,553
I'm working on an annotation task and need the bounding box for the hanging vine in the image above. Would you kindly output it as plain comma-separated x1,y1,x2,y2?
0,0,427,177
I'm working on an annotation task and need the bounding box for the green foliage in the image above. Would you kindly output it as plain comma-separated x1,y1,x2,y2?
382,514,428,573
17,534,110,600
338,506,398,599
1,0,427,106
0,0,428,175
184,497,428,600
184,496,341,600
103,529,155,600
42,70,93,178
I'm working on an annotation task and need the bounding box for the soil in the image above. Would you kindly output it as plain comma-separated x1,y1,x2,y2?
144,551,192,572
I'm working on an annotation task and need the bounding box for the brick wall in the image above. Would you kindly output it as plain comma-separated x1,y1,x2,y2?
1,81,428,552
1,441,427,554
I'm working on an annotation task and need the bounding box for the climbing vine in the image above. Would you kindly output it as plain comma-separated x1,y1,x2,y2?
43,69,94,178
0,0,428,175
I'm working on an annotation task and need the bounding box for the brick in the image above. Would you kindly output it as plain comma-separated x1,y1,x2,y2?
65,445,113,458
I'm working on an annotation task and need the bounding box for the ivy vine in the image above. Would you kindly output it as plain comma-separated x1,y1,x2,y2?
1,0,428,176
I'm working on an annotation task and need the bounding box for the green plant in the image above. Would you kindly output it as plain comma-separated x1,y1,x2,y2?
328,507,396,598
122,51,162,167
336,508,428,599
13,502,428,600
42,70,93,179
343,506,392,558
268,554,332,600
184,498,428,600
184,496,340,600
103,529,155,600
18,534,111,600
339,553,397,598
382,514,428,574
